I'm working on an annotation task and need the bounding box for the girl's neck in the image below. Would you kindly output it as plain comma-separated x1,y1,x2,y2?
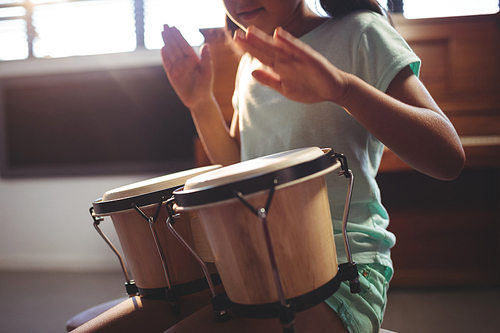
281,2,328,38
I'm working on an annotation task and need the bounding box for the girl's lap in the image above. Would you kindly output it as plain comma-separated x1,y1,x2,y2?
164,302,348,333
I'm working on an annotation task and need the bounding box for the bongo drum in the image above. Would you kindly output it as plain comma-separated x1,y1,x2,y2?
171,147,360,329
90,165,221,305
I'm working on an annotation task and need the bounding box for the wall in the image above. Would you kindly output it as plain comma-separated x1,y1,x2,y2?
0,49,195,272
0,174,151,271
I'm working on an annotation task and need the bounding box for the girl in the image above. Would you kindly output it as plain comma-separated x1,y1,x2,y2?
161,1,465,332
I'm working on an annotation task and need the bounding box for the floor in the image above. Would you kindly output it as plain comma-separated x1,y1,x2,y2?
0,271,498,333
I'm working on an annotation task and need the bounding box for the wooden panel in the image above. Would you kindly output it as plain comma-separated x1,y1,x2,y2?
393,13,500,114
378,169,500,287
409,39,450,95
381,13,500,174
381,14,500,287
380,144,500,173
448,114,500,137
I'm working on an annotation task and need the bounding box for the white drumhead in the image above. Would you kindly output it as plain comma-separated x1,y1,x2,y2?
184,147,325,191
102,165,221,201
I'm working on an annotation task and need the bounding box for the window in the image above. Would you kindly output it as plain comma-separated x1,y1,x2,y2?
0,0,226,61
1,0,498,61
32,0,136,58
0,0,28,60
402,0,499,19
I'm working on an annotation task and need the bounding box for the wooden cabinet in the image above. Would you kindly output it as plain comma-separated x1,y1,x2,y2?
381,13,500,287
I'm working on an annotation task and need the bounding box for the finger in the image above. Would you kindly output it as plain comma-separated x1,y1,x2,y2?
273,27,313,59
252,69,282,92
161,24,170,44
169,26,198,59
246,25,289,63
162,27,183,63
199,43,213,79
235,26,287,69
246,25,275,46
160,46,172,72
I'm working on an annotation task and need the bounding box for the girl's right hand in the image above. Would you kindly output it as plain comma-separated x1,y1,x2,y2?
161,25,214,109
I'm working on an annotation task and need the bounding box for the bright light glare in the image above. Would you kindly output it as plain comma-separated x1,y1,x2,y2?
0,0,24,4
29,0,68,3
1,0,498,61
0,5,25,17
144,0,226,49
144,0,326,49
32,0,136,58
0,19,28,60
404,0,499,19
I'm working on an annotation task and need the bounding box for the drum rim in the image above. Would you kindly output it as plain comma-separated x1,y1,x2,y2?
174,148,340,209
92,165,221,216
92,185,180,216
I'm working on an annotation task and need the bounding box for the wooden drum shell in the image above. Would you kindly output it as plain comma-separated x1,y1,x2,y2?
193,175,337,305
92,165,222,291
108,205,216,290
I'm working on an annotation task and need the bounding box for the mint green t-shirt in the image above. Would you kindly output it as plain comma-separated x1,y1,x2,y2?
232,11,421,274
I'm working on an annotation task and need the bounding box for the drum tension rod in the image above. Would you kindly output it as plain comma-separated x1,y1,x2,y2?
89,207,138,297
132,197,179,314
235,179,297,333
332,152,360,294
164,196,231,322
234,178,278,214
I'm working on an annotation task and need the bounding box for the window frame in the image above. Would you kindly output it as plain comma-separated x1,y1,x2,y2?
0,0,145,59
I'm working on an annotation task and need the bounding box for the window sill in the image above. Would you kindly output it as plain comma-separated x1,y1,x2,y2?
0,47,198,79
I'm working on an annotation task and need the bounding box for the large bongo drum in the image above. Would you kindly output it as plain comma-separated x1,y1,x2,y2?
171,148,359,329
90,165,221,305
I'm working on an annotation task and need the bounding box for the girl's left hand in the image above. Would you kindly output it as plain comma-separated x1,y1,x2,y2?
234,26,349,104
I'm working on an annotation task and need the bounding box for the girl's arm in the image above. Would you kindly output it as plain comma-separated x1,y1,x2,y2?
344,65,465,180
234,26,465,180
161,25,240,166
186,92,240,166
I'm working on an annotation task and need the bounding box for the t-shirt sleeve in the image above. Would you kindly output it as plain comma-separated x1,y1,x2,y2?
354,14,421,93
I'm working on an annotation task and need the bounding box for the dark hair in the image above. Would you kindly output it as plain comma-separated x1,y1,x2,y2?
225,14,240,35
319,0,384,17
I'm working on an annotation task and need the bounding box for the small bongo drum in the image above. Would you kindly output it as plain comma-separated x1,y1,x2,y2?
90,165,221,306
171,147,359,329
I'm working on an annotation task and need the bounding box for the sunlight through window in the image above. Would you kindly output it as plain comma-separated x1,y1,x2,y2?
0,0,498,61
32,0,136,58
0,18,28,60
144,0,226,49
403,0,499,19
0,2,27,60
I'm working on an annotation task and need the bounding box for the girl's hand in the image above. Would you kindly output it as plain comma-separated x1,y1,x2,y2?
161,25,214,109
235,25,465,180
233,26,349,104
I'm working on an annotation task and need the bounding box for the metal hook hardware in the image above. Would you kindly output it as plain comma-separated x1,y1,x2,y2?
165,211,229,320
332,153,360,293
89,207,138,297
132,201,173,291
332,152,351,179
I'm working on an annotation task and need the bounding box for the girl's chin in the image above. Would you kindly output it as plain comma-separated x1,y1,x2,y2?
238,8,264,22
